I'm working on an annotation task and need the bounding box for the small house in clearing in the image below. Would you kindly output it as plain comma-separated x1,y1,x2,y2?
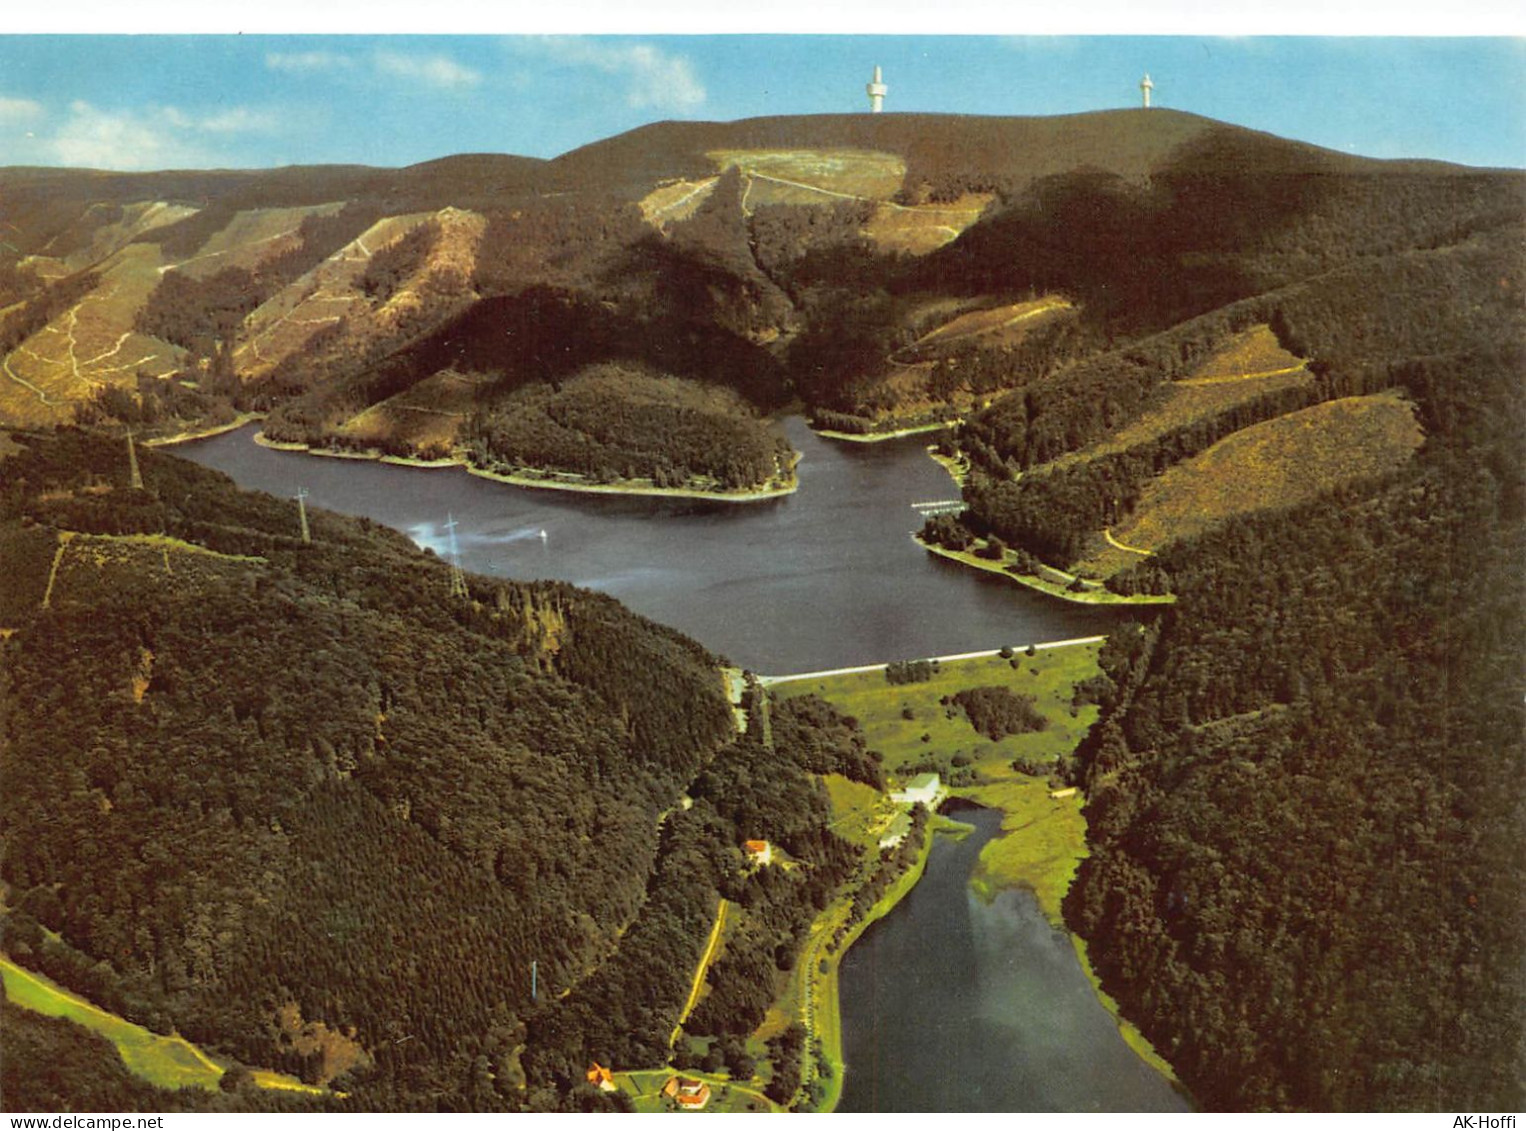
743,839,773,865
662,1075,712,1109
585,1063,617,1092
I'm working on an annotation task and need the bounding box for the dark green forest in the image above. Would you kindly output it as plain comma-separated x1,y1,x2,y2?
465,364,795,491
929,169,1525,1109
0,430,905,1111
0,431,743,1109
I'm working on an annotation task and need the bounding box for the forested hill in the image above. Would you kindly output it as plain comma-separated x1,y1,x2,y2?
0,430,736,1107
4,109,1517,470
917,154,1525,1104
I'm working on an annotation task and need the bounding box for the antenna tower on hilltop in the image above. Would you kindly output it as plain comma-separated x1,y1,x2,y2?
866,65,888,113
444,513,469,600
296,488,312,544
1140,73,1154,109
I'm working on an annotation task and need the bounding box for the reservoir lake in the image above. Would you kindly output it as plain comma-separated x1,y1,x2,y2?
179,417,1184,1111
181,418,1113,674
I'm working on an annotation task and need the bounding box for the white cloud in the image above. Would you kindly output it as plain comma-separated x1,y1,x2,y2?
43,100,278,170
0,95,44,124
49,102,210,170
373,50,482,90
199,107,279,133
530,38,706,111
266,50,354,74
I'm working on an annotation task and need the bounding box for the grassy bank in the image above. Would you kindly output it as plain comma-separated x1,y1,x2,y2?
926,445,971,487
780,790,966,1113
919,536,1176,606
1,956,328,1096
143,413,266,448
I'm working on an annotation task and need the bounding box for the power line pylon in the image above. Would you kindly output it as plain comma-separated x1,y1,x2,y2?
444,512,468,600
126,431,143,490
296,488,312,544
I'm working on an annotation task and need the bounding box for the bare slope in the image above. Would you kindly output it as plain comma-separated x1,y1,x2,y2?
1110,392,1424,553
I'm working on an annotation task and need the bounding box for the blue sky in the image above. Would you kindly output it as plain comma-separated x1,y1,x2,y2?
0,35,1521,171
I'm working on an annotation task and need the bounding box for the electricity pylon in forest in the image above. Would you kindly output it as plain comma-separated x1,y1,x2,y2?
126,431,143,490
296,488,311,544
444,512,468,600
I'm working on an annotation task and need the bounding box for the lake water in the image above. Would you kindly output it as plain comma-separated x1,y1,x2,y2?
178,419,1181,1110
837,807,1187,1112
180,419,1116,674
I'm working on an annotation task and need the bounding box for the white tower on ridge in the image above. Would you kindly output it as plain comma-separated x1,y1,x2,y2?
867,65,888,113
1140,73,1154,109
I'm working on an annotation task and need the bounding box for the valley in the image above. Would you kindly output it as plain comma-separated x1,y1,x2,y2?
1,102,1522,1114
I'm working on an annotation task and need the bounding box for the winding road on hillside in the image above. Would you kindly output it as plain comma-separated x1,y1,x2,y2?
1103,528,1154,556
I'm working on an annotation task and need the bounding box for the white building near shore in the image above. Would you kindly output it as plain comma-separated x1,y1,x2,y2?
891,772,942,807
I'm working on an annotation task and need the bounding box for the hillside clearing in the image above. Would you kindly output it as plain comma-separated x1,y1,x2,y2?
709,148,907,201
1048,327,1315,473
337,368,487,450
1,957,326,1096
0,245,186,426
1182,323,1305,383
173,204,341,280
910,294,1075,353
1109,392,1425,555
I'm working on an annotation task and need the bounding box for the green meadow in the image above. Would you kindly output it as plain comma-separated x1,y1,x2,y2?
1,956,327,1096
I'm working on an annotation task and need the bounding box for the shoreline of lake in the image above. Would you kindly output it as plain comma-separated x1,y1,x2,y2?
249,431,800,503
814,420,957,444
918,536,1177,606
142,413,267,448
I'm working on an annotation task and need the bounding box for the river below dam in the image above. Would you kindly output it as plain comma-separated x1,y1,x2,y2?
178,418,1182,1110
837,806,1186,1112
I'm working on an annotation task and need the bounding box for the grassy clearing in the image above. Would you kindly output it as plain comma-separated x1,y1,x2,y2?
1113,392,1424,552
338,368,484,449
236,211,448,382
793,649,1099,920
1186,323,1304,381
1048,324,1314,478
83,532,267,563
1050,368,1314,474
821,774,894,848
616,1067,782,1113
1,244,186,425
962,769,1088,924
1,956,325,1096
708,148,907,200
638,177,720,227
177,204,338,279
911,295,1074,353
774,645,1101,784
861,194,993,256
